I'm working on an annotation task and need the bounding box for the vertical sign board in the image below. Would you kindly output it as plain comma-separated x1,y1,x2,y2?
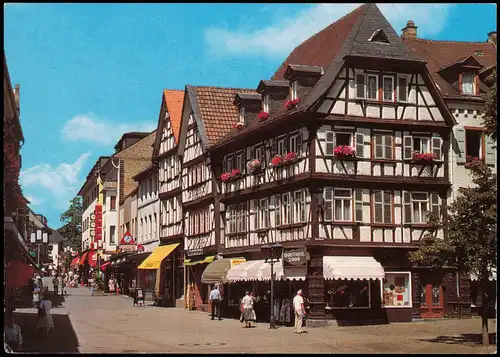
94,205,103,243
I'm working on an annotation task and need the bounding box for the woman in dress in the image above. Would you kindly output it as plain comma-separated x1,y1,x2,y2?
108,277,116,294
240,291,255,328
36,293,54,337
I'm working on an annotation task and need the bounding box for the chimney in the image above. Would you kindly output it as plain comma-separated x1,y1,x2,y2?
14,84,20,117
487,31,497,46
401,20,417,40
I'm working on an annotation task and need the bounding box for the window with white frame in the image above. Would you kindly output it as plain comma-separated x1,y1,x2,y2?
237,203,247,232
228,206,237,234
382,273,412,307
367,74,378,100
398,77,408,102
291,81,298,100
273,195,281,226
356,74,365,98
462,73,474,95
239,107,245,123
289,133,302,155
373,133,394,159
254,145,265,166
277,138,286,156
373,190,393,224
334,189,352,221
403,192,440,224
326,131,335,156
294,191,306,223
403,135,442,160
256,198,269,229
383,76,394,101
282,193,291,224
336,132,352,147
263,95,270,113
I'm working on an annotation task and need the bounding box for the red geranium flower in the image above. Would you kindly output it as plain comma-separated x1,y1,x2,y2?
284,98,300,110
271,155,283,167
258,111,269,121
284,152,297,162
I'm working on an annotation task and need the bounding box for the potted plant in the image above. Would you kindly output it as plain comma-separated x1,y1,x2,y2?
283,151,298,163
271,155,284,168
284,98,300,110
248,159,262,174
412,151,437,163
233,122,244,130
333,145,356,158
258,111,269,121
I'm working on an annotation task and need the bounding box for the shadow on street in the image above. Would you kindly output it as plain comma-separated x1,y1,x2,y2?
421,332,497,346
13,311,80,353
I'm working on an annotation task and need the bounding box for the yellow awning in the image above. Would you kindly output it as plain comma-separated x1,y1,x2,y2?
184,255,216,266
138,243,179,270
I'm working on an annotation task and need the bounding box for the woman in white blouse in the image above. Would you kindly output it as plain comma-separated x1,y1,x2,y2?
36,293,54,337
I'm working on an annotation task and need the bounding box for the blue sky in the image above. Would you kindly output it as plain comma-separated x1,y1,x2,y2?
4,3,497,229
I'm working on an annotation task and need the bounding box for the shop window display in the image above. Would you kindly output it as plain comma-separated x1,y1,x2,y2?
382,272,411,307
325,280,371,309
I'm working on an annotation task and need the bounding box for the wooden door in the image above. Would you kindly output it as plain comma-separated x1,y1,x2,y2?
420,283,444,318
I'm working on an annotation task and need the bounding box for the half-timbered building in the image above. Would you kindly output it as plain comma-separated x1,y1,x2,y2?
178,85,256,311
403,25,497,317
207,4,468,324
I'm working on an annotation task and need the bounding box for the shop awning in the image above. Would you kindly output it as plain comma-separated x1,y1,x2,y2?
88,251,97,268
185,256,216,266
201,258,246,283
100,261,111,272
70,257,80,268
138,243,179,270
79,252,88,266
470,267,497,281
226,259,306,282
323,256,385,281
7,260,35,289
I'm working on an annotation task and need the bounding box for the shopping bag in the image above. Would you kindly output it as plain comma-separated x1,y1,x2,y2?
240,312,245,323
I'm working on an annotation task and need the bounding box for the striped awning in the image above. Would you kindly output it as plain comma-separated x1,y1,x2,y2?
323,256,385,281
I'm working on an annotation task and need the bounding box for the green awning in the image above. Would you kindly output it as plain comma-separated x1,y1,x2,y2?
201,257,246,283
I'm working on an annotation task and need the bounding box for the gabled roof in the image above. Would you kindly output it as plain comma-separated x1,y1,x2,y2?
186,85,257,148
438,55,484,72
403,38,497,98
152,89,184,161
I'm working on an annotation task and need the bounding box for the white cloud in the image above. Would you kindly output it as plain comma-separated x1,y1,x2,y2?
24,195,43,207
61,112,156,146
204,4,455,58
20,152,92,210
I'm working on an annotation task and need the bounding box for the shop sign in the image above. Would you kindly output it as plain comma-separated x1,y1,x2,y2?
119,231,136,245
186,248,204,257
230,258,246,268
282,247,307,268
94,205,103,242
119,245,136,252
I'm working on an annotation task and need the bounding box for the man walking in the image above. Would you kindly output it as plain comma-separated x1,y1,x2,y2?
209,284,222,320
52,275,59,295
293,289,306,334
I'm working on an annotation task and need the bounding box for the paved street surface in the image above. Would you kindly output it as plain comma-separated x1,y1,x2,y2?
11,279,497,353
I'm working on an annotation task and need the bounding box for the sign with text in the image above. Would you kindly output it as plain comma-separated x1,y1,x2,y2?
230,258,246,268
282,247,307,268
186,248,204,257
94,205,103,242
119,245,136,252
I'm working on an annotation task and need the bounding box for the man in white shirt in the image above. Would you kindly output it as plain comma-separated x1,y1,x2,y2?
293,289,306,334
209,285,222,320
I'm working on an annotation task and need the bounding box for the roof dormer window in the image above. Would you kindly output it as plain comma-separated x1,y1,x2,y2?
461,73,475,95
263,95,270,113
291,81,298,100
368,29,390,44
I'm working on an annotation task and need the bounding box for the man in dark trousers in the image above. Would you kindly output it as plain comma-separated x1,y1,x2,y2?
209,284,222,320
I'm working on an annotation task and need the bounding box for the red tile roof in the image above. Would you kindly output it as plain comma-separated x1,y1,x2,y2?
403,38,497,97
190,86,258,147
272,4,367,80
163,89,184,144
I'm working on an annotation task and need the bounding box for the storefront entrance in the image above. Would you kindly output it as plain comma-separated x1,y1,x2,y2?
420,283,444,318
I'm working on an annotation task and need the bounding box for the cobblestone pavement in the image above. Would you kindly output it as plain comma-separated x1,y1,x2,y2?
13,282,497,353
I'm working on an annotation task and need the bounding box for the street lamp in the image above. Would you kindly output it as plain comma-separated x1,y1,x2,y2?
261,242,283,329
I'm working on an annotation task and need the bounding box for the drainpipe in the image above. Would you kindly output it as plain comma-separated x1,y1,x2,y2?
456,271,461,319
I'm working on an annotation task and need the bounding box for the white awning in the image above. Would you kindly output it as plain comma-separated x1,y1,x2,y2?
470,267,497,281
226,259,306,282
323,256,385,281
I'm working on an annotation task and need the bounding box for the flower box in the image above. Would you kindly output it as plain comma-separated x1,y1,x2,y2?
248,159,263,174
283,151,298,163
258,111,269,121
220,169,242,182
233,122,244,130
412,152,437,164
284,98,300,110
333,145,356,158
271,155,284,167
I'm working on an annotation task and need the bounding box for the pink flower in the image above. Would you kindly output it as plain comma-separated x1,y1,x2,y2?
230,169,241,178
413,152,437,162
220,173,231,182
258,111,269,121
271,155,283,167
284,98,300,110
284,152,297,162
333,145,355,157
248,159,262,172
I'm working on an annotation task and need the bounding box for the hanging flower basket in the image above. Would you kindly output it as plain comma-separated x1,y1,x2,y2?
258,111,270,121
284,98,300,110
233,122,244,130
271,155,284,167
283,151,298,163
333,145,356,158
412,151,437,163
247,159,262,174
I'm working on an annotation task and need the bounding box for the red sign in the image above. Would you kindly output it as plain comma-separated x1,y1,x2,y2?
94,205,103,241
119,231,136,245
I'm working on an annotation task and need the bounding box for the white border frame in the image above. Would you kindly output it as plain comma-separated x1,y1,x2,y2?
382,271,413,308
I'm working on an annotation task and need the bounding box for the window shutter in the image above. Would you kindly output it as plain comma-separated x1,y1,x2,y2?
272,138,278,157
485,135,496,165
356,74,365,98
455,128,466,164
403,136,413,159
398,77,407,102
385,135,393,160
324,187,333,221
355,132,364,158
403,191,412,224
431,193,440,217
475,75,480,95
325,131,335,156
296,133,303,154
432,135,442,161
458,73,463,94
274,195,281,226
354,189,363,222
